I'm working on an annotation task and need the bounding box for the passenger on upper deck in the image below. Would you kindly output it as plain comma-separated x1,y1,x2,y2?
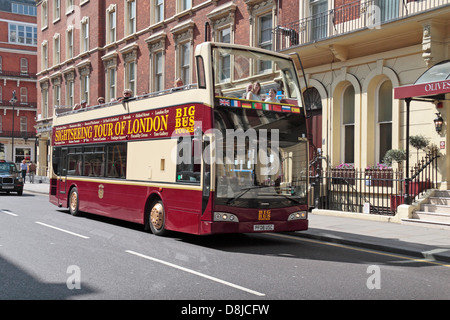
264,88,280,103
97,97,105,104
246,82,261,101
117,89,135,102
171,78,184,92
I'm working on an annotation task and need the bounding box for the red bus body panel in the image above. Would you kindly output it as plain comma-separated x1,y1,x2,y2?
50,178,308,235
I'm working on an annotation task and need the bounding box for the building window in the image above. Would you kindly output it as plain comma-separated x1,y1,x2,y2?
41,41,48,70
154,0,164,23
154,51,164,92
9,23,38,46
66,27,74,59
108,68,116,101
20,117,27,133
257,13,273,72
20,87,27,104
67,80,74,106
126,61,136,94
81,75,89,102
20,58,28,74
66,0,74,14
310,0,328,41
41,1,48,29
377,80,393,162
54,84,61,106
178,0,191,12
53,0,61,21
53,34,61,65
218,27,231,82
106,6,117,44
180,42,190,85
81,18,89,53
342,85,355,164
125,0,136,36
12,3,37,16
42,88,49,119
0,56,2,72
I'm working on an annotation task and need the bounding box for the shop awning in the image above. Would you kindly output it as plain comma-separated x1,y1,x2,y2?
394,60,450,100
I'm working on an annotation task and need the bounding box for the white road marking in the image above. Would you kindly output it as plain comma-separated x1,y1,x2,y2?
0,210,18,217
35,221,90,239
125,250,266,297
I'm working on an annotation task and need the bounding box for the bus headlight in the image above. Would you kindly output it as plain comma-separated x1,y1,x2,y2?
288,211,307,221
214,212,239,222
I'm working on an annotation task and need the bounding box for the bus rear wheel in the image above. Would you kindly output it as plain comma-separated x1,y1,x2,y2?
69,187,82,216
149,201,166,236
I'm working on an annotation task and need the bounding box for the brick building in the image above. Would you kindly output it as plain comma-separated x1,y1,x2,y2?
0,0,38,163
36,0,281,176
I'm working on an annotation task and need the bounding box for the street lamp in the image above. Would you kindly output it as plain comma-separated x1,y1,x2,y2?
9,90,17,163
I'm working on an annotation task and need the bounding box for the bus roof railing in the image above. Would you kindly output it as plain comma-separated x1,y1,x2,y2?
54,83,198,117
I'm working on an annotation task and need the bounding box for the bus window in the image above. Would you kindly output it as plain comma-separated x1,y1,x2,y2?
176,136,201,184
106,143,127,178
196,56,206,89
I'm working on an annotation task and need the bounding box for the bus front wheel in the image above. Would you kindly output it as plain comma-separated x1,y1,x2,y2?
69,187,82,216
149,201,166,236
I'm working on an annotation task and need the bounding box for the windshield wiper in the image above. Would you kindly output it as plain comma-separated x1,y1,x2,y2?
226,185,267,205
271,193,302,204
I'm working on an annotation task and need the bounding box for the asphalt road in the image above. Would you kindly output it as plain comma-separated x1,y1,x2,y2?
0,191,449,303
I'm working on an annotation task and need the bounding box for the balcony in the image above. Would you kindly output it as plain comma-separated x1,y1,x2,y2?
0,131,36,139
0,70,37,79
274,0,450,52
0,100,37,108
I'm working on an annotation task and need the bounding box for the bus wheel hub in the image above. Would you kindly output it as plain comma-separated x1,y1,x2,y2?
150,203,164,230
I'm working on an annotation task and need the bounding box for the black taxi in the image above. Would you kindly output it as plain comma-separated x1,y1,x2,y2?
0,160,24,195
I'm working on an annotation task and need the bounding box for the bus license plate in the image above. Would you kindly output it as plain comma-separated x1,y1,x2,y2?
254,224,274,231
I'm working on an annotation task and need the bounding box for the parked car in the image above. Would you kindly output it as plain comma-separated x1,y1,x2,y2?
0,160,24,195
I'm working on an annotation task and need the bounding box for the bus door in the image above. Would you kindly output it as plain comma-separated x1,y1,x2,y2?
58,147,68,202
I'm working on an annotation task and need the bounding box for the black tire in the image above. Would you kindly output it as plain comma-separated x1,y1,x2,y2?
69,187,82,216
148,200,166,236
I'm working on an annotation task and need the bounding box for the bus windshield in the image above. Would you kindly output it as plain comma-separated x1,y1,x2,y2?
214,107,308,208
212,45,301,100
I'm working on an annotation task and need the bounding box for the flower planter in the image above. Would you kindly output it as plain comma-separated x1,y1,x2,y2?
365,169,393,187
331,168,355,185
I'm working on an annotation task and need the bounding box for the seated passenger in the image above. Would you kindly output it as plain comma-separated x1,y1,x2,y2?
171,78,184,92
265,88,280,103
246,82,262,101
117,89,135,102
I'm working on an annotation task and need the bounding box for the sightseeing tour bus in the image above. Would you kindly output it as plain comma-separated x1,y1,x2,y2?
49,42,309,236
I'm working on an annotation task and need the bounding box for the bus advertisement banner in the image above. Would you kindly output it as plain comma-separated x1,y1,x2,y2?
52,104,204,146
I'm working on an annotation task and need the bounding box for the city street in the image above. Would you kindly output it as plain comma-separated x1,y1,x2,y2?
0,191,449,303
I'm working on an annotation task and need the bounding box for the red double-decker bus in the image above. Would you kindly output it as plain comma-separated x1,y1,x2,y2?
49,42,309,235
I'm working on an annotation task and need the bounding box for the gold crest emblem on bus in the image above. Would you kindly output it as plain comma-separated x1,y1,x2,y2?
98,184,104,199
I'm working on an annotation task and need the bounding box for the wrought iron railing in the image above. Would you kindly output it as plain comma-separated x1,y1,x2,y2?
0,130,36,139
311,147,440,216
274,0,450,51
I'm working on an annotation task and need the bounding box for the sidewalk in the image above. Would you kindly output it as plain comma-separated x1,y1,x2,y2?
23,180,450,263
297,213,450,264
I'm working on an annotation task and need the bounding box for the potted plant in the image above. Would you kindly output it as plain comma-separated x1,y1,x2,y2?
382,149,407,211
409,134,429,164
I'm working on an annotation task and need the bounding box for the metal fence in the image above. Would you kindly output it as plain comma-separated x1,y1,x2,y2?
311,148,440,216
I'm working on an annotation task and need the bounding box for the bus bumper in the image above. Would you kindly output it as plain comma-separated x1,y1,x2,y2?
200,219,308,235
